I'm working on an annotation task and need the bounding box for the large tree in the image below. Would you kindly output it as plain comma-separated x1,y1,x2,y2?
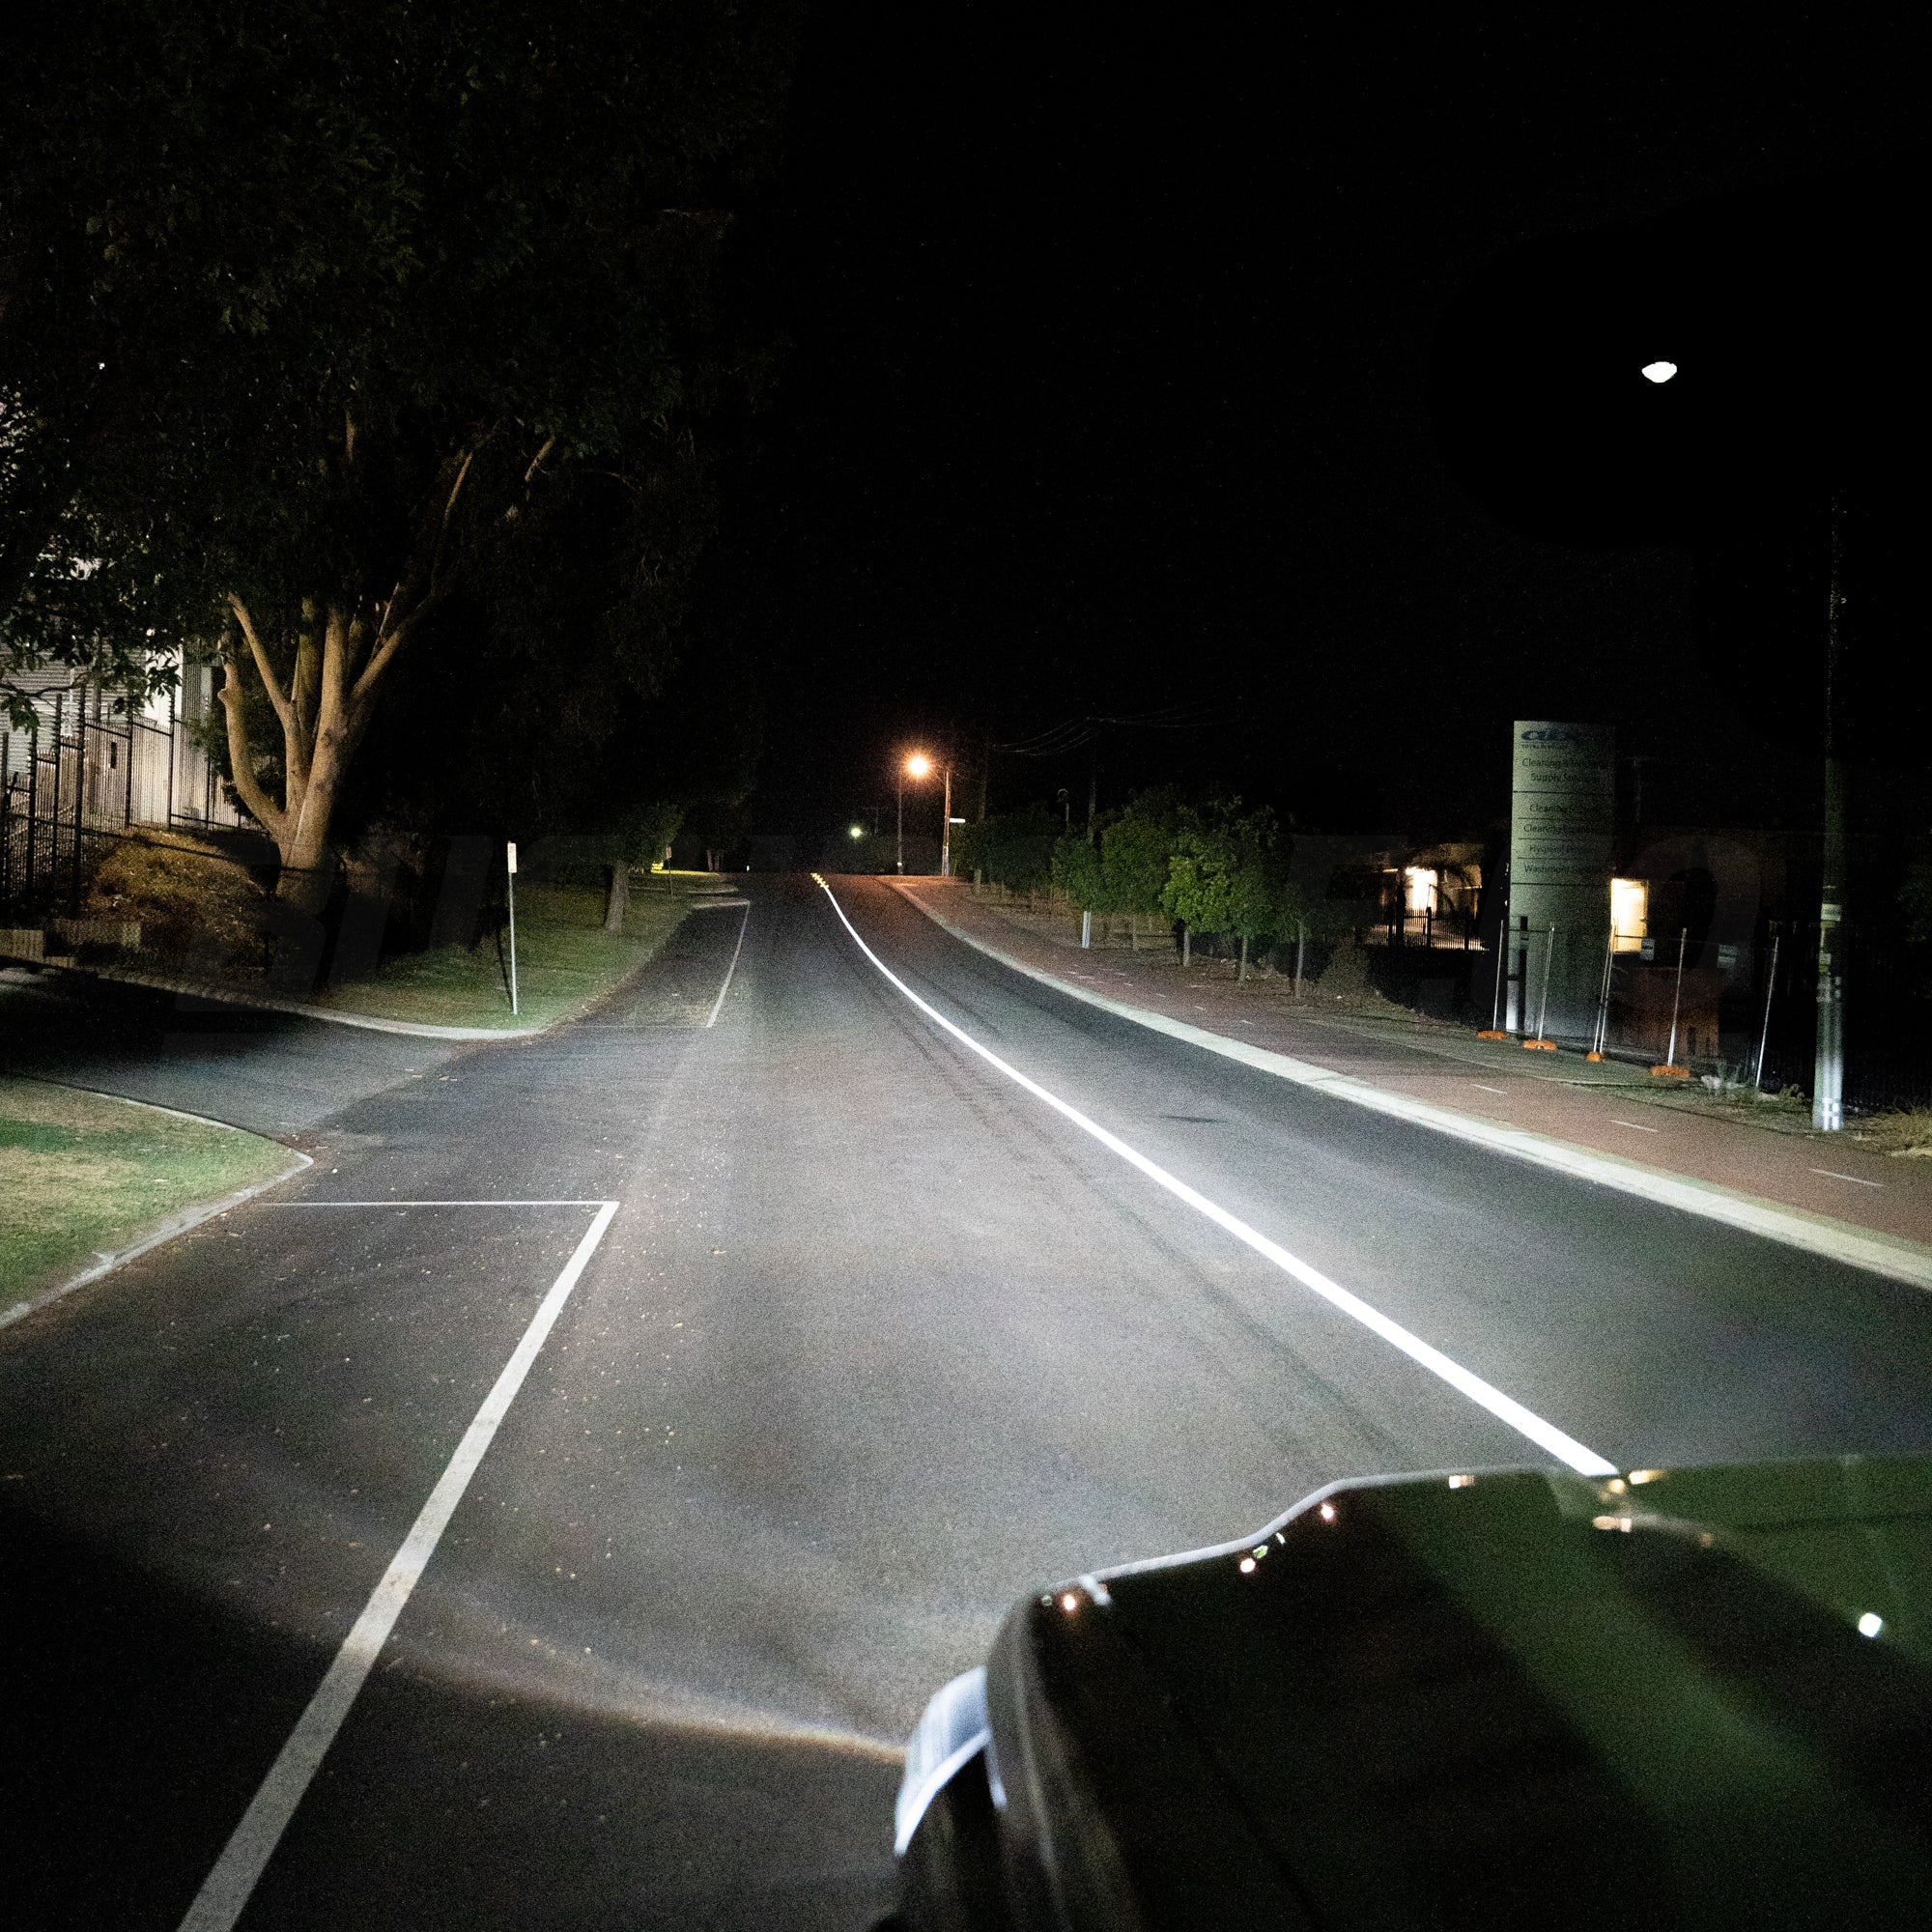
1,0,796,907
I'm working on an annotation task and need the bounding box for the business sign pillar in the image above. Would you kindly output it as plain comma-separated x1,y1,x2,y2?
1507,722,1613,1041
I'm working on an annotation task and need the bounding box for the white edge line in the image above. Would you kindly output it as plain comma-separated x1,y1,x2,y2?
177,1199,620,1932
820,880,1613,1477
260,1200,609,1208
704,903,752,1029
0,1146,313,1335
891,886,1932,1294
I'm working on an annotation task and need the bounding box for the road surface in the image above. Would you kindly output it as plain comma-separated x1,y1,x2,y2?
6,874,1932,1929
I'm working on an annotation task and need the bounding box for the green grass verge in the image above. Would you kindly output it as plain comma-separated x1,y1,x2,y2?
302,879,696,1031
0,1076,298,1303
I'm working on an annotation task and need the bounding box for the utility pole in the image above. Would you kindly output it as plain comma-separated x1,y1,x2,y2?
1814,492,1846,1131
940,763,953,877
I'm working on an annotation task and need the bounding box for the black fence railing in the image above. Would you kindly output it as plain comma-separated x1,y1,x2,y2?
0,686,236,920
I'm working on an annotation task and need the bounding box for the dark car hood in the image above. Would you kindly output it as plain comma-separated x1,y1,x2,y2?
984,1456,1932,1929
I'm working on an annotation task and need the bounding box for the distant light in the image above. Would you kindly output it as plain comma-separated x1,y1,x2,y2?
1592,1514,1635,1532
1059,1591,1080,1614
1238,1556,1256,1574
1447,1474,1474,1490
1641,361,1678,384
948,816,966,824
1627,1468,1664,1486
848,825,864,839
1318,1501,1337,1523
1859,1611,1885,1639
905,753,932,779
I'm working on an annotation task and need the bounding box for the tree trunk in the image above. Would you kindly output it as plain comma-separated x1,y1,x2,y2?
1239,934,1250,981
1182,924,1191,967
603,863,630,931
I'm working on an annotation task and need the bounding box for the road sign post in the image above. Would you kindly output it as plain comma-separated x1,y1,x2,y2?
506,840,519,1017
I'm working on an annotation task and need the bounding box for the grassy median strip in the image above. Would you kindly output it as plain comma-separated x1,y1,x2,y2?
0,1077,298,1303
301,879,695,1032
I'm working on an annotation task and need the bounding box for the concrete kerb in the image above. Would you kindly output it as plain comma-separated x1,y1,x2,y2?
0,1087,313,1337
891,884,1932,1294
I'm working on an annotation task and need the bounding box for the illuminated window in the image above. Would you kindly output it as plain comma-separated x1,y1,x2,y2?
1404,867,1437,914
1610,877,1647,952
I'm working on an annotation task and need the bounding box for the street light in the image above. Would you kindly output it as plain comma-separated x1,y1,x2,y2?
897,751,953,877
849,824,864,840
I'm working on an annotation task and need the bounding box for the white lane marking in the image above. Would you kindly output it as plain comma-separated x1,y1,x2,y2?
177,1200,620,1932
1611,1120,1660,1134
705,904,752,1029
892,889,1932,1293
1470,1083,1505,1095
261,1200,608,1208
1811,1168,1883,1189
820,882,1613,1476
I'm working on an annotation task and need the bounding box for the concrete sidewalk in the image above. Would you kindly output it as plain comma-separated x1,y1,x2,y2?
892,878,1932,1260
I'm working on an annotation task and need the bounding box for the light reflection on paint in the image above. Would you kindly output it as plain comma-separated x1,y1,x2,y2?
1592,1514,1634,1532
1627,1468,1665,1485
1446,1474,1474,1490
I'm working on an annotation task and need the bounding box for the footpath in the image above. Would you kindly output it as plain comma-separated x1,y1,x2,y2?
892,877,1932,1287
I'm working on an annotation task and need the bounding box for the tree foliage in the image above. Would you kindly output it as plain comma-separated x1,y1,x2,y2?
1159,800,1293,977
952,804,1061,892
1,0,797,902
1100,788,1187,917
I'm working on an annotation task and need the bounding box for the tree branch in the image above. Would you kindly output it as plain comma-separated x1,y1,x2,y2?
217,653,287,840
227,593,296,738
348,581,452,715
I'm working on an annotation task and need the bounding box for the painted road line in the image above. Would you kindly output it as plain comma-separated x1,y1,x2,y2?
1470,1084,1505,1095
893,886,1932,1293
705,904,752,1029
1811,1168,1884,1189
1612,1121,1660,1133
177,1200,620,1932
819,880,1613,1477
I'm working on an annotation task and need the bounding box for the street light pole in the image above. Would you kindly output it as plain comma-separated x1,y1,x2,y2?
1814,490,1847,1130
895,771,905,874
941,764,953,876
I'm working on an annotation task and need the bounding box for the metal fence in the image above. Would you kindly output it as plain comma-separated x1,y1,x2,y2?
1367,917,1932,1117
0,681,239,919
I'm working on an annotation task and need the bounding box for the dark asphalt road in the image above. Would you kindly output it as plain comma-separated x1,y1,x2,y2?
6,875,1932,1930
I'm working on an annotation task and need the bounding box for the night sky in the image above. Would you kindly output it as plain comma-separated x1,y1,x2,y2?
729,13,1927,850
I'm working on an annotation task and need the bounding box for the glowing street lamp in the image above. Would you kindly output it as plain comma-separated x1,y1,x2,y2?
896,751,953,876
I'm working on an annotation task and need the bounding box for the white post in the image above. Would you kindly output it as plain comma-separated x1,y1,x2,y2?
1534,924,1555,1040
506,840,520,1017
1754,932,1780,1090
1664,927,1688,1067
1294,919,1306,1000
1081,909,1091,949
1591,923,1615,1056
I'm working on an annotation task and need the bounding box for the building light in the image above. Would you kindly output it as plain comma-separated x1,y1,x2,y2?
1404,867,1437,915
1610,878,1648,952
